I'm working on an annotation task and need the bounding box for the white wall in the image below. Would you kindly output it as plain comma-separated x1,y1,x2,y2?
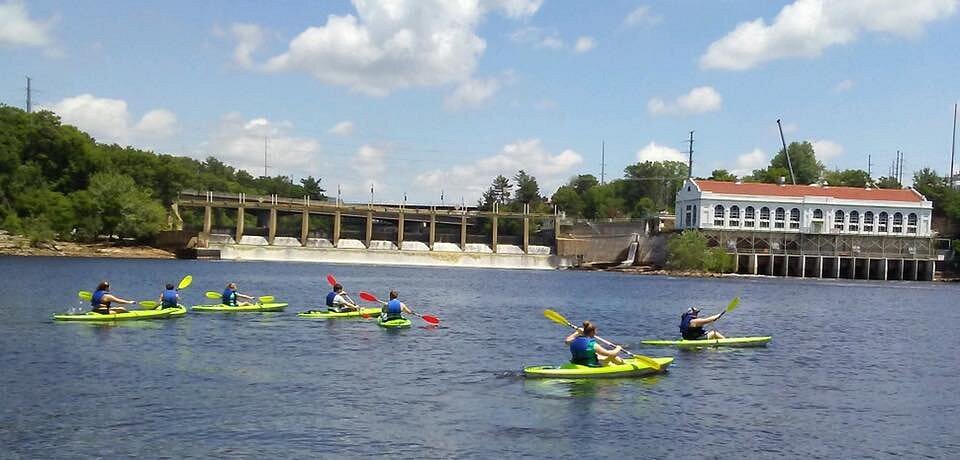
675,180,934,237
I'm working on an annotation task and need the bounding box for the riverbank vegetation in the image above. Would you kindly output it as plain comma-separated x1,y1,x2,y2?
0,106,326,244
665,230,735,273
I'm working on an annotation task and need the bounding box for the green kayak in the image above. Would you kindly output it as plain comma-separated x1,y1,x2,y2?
523,357,674,379
298,307,381,319
377,317,412,329
191,303,287,312
54,308,175,322
640,336,772,348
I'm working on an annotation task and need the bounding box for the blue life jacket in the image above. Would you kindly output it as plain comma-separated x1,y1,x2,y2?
326,291,337,308
680,312,704,339
222,288,237,306
570,336,599,366
161,289,178,308
385,299,403,319
91,289,108,308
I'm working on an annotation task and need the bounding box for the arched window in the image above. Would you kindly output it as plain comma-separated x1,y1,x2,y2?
759,207,770,228
774,207,785,229
878,212,889,232
863,211,874,232
813,209,823,220
849,211,860,232
789,208,800,229
892,212,903,233
907,213,918,233
744,206,756,228
729,205,740,227
834,210,845,231
714,205,725,226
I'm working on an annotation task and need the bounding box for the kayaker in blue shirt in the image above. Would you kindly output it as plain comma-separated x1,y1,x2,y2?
327,283,359,312
564,321,623,366
680,307,726,340
381,290,412,320
222,283,255,306
90,281,134,314
158,283,179,309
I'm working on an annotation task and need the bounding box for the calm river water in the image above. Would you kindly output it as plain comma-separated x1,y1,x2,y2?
1,256,958,458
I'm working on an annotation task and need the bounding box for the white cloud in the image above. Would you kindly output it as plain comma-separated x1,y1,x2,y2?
416,139,582,200
230,22,266,68
636,141,686,163
573,36,595,53
812,139,844,162
444,77,501,110
233,0,537,96
731,148,768,176
351,144,387,178
623,5,661,27
700,0,958,70
328,120,355,136
0,1,55,50
508,26,564,49
834,79,855,92
489,0,543,19
199,112,321,176
648,86,723,116
48,94,178,147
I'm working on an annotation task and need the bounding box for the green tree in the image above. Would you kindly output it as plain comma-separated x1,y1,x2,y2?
771,141,823,184
513,170,543,205
300,176,327,200
823,169,870,187
569,174,598,195
622,160,688,212
584,182,627,218
479,174,512,209
665,230,734,273
709,169,736,181
88,172,166,240
875,176,902,189
550,185,584,216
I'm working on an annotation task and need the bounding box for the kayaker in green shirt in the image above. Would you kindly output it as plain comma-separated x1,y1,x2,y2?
680,307,726,340
565,321,623,366
222,283,255,306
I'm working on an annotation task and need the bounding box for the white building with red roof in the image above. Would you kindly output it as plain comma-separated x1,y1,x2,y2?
676,179,934,237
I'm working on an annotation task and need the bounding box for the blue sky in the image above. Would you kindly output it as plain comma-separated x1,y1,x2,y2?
2,0,959,203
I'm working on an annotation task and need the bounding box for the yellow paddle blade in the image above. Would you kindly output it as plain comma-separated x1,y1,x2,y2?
543,309,572,327
258,296,274,303
205,291,222,299
627,353,662,371
78,290,92,300
726,296,741,313
178,275,193,290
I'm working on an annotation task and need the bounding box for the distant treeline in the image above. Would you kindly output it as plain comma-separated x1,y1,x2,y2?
0,106,325,243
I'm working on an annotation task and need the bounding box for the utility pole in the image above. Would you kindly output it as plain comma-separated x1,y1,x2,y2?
868,154,873,178
600,141,606,184
263,136,269,177
687,131,694,178
950,103,957,188
899,151,905,185
777,119,796,184
25,76,32,113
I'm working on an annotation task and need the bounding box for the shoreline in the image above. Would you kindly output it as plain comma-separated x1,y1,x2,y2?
0,232,174,259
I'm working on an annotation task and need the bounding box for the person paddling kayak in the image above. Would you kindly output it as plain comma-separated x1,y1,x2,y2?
380,290,412,320
680,307,726,340
565,321,624,366
222,283,255,306
326,283,359,313
91,281,134,314
158,283,180,309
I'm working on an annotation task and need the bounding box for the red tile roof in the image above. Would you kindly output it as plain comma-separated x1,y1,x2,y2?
693,179,924,202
